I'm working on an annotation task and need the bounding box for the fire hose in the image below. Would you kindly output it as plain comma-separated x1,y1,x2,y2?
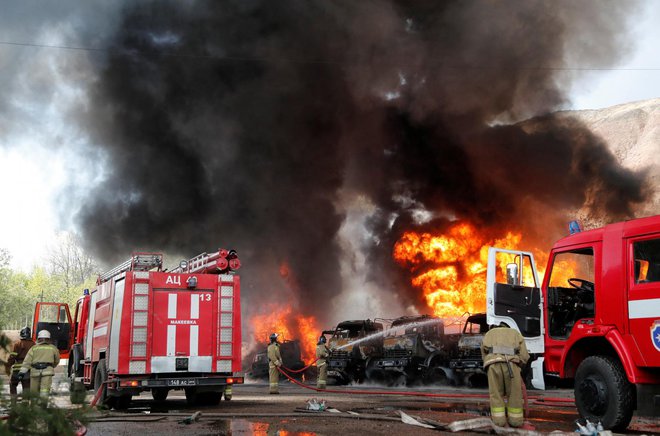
276,366,575,406
279,366,491,399
280,357,320,374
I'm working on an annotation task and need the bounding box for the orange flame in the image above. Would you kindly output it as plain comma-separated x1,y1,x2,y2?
250,304,320,364
394,222,547,318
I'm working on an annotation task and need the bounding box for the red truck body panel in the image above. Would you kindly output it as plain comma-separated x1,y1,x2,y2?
82,270,242,379
542,215,660,384
30,251,246,398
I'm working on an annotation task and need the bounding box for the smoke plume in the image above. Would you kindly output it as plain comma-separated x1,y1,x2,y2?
70,1,649,322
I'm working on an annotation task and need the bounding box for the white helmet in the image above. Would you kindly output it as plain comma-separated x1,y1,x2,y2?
37,330,51,340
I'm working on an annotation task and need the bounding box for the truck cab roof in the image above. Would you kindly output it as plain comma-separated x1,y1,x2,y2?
554,215,660,249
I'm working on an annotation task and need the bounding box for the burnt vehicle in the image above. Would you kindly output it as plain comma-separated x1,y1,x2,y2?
327,319,384,385
367,315,459,386
449,313,490,387
249,339,306,379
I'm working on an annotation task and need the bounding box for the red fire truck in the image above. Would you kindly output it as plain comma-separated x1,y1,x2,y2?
32,249,243,408
486,215,660,430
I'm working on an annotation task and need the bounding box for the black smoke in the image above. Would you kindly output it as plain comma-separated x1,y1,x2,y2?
75,0,649,320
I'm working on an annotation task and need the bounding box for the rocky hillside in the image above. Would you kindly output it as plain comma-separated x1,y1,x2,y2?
561,98,660,220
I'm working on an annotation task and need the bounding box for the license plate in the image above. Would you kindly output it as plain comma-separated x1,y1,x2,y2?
167,378,196,387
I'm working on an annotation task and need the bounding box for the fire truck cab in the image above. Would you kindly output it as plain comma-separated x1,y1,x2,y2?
486,215,660,430
33,250,244,409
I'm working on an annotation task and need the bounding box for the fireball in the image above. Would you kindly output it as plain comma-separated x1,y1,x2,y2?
250,304,320,364
394,221,547,318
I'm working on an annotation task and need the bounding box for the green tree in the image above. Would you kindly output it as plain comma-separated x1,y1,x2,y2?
0,239,99,330
48,233,97,290
0,250,33,330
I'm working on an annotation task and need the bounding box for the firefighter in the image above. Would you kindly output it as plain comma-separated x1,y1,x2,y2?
6,327,36,405
224,384,232,401
481,323,529,428
316,335,330,389
267,333,283,394
18,330,60,403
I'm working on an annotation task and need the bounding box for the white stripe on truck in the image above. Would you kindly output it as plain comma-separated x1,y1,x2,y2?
190,294,199,319
167,325,176,356
168,293,177,318
628,298,660,319
190,325,199,356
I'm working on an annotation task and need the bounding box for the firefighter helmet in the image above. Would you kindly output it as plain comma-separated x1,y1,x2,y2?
37,330,51,340
269,333,278,343
20,327,31,340
318,335,327,344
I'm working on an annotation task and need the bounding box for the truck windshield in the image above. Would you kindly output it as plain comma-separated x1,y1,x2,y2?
633,238,660,284
334,328,360,339
547,248,595,339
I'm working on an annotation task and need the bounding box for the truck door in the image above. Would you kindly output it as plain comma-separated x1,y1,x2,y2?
486,247,544,388
32,302,73,359
151,289,215,373
628,235,660,366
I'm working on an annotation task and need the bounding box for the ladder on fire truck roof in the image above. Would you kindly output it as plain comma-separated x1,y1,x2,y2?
98,253,163,283
170,248,241,274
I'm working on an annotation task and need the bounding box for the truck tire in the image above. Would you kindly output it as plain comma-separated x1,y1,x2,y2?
574,355,634,431
185,388,222,406
424,362,451,386
94,359,116,409
114,394,132,410
201,392,223,406
152,388,168,402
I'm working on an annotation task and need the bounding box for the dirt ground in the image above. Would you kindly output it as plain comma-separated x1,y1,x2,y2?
2,375,659,435
82,381,658,435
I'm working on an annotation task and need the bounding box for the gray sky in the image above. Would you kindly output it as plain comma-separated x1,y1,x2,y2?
570,1,660,110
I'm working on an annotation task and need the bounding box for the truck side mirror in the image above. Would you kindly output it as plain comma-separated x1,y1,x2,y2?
506,263,519,285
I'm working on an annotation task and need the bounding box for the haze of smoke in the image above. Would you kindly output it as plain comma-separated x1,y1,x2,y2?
65,0,649,321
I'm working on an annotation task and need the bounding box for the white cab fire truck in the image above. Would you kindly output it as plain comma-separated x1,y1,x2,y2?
486,215,660,430
32,249,243,408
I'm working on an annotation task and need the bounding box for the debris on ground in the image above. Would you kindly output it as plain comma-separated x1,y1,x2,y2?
305,398,326,411
178,411,202,425
447,417,493,432
398,411,435,429
574,419,607,436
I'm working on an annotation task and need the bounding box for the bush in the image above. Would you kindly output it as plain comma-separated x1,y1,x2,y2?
0,330,90,436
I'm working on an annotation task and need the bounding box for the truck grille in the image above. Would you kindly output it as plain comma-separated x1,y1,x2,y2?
461,348,482,359
384,349,409,358
330,350,349,359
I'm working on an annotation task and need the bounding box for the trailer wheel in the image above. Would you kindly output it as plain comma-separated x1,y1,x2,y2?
152,388,168,402
574,355,634,431
93,359,116,409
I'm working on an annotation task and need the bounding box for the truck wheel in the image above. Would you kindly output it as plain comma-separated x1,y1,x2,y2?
425,366,450,386
114,395,132,410
574,355,634,431
185,388,221,406
185,387,199,405
93,359,116,409
201,392,222,406
152,388,168,402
